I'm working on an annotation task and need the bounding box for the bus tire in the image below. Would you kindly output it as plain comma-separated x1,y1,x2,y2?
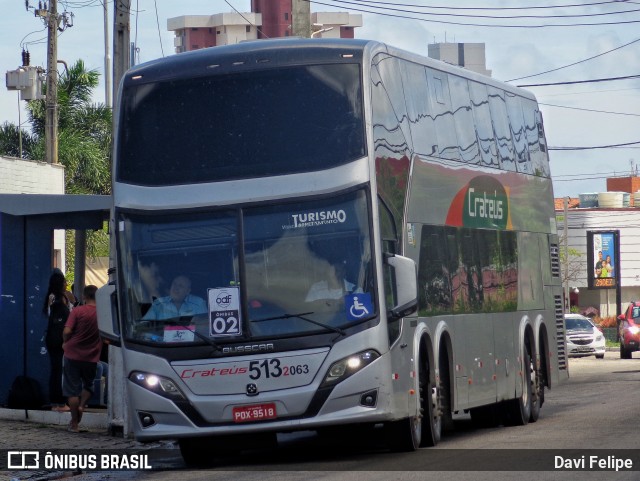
529,357,542,423
179,437,216,467
438,347,454,434
386,356,429,451
420,365,441,447
503,349,532,426
386,416,421,452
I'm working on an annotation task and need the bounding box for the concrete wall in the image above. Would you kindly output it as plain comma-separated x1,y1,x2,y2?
0,156,64,194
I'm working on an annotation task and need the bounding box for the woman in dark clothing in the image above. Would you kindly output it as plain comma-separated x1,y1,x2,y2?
43,268,72,409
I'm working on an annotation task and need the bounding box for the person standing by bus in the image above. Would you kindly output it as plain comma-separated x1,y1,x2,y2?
43,268,72,410
62,285,101,433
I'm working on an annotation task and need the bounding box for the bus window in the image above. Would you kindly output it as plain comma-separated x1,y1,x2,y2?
449,75,480,165
487,87,516,172
468,81,499,169
243,189,376,337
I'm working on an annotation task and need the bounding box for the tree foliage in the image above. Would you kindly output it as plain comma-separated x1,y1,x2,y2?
0,121,36,159
25,59,112,195
0,60,112,279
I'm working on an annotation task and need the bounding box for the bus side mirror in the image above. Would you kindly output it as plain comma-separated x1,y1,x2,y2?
386,254,418,319
96,284,121,346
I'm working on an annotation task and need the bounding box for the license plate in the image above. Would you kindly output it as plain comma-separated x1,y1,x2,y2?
576,346,593,352
232,403,277,423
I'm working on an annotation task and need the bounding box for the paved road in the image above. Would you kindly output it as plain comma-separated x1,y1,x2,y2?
3,351,639,480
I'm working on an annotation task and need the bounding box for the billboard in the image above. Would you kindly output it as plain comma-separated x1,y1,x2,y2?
587,231,620,289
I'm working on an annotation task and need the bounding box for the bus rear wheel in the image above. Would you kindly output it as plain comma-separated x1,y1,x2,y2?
529,354,542,423
503,349,533,426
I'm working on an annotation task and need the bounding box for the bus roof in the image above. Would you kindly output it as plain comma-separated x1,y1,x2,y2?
124,37,536,101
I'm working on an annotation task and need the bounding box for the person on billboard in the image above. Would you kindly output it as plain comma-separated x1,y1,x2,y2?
594,250,604,278
601,255,614,278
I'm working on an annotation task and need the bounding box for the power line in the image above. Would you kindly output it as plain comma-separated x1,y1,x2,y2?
333,0,635,10
518,74,640,87
539,102,640,117
555,170,638,179
314,0,640,19
506,37,640,82
549,141,640,151
308,0,640,27
153,0,164,57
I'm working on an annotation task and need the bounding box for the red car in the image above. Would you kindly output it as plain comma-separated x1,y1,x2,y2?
618,302,640,359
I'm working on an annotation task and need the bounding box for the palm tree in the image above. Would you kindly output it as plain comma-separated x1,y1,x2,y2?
27,59,112,195
0,122,35,159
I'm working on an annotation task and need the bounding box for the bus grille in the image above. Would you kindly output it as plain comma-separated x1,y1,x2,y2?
555,295,567,370
550,243,561,278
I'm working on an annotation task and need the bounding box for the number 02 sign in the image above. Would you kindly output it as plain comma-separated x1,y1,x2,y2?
208,287,242,337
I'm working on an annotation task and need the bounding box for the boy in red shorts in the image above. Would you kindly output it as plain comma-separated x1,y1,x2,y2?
62,285,101,432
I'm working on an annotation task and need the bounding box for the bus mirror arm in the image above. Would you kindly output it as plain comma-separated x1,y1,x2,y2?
97,283,122,347
385,254,418,320
389,299,418,320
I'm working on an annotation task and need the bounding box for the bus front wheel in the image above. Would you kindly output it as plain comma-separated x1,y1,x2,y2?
386,415,421,452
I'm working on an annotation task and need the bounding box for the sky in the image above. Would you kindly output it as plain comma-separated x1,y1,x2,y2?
1,0,639,199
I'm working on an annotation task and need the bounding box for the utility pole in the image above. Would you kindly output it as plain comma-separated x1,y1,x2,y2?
291,0,311,38
46,0,59,164
103,0,112,108
563,197,570,313
113,0,131,102
30,0,72,163
109,0,131,437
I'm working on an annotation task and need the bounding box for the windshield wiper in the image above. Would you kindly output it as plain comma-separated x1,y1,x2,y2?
174,316,220,351
253,311,346,336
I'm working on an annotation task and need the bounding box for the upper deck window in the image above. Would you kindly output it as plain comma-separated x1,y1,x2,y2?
117,63,365,186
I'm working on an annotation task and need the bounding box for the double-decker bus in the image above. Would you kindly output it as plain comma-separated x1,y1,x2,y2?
97,38,568,464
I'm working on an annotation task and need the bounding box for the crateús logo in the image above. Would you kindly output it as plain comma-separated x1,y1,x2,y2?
446,176,511,229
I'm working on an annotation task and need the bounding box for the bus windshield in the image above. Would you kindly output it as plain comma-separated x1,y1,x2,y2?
117,63,365,186
117,189,375,345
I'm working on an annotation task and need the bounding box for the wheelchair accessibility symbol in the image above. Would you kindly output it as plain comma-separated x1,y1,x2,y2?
346,293,373,321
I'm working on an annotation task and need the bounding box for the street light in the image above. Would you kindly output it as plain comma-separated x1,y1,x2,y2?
311,26,334,38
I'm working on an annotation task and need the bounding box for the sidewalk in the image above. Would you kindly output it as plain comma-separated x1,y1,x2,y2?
0,407,174,480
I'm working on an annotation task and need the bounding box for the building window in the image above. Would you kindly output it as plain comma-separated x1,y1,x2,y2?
217,31,221,34
284,12,289,20
192,28,199,31
285,31,289,36
246,25,251,33
192,45,199,50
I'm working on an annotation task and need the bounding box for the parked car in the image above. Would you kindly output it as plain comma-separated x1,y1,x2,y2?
564,314,606,359
617,301,640,359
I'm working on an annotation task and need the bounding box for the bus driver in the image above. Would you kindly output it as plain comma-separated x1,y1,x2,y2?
142,275,207,320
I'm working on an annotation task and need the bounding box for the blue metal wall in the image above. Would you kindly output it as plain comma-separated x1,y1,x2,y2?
0,210,106,407
0,213,28,405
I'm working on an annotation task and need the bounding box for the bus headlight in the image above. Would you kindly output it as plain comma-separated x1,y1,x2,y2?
129,371,186,401
321,350,380,387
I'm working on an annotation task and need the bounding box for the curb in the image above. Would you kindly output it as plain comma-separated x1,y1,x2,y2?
0,407,108,429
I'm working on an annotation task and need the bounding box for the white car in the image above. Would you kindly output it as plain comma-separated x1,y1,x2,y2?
564,314,606,359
